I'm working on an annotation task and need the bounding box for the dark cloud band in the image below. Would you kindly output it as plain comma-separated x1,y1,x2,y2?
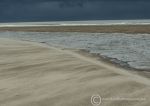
0,0,150,22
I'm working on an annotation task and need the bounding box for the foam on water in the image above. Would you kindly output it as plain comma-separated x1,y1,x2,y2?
0,32,150,70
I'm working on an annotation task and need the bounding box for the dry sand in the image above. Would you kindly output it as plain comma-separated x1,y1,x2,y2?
0,38,149,106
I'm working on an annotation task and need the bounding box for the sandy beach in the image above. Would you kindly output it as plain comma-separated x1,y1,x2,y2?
0,38,149,106
1,0,150,105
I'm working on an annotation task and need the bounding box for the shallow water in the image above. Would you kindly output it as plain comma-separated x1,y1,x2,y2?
0,32,150,70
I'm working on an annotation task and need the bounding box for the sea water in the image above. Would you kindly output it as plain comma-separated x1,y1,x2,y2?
0,31,150,70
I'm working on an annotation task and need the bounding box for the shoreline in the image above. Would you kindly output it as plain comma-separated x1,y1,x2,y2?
1,25,150,34
0,31,149,76
26,39,150,79
34,40,150,78
74,49,150,78
8,38,150,78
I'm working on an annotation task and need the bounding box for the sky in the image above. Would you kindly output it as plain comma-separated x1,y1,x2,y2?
0,0,150,22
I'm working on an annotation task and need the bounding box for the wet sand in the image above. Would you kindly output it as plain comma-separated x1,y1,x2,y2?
1,25,150,34
0,38,149,106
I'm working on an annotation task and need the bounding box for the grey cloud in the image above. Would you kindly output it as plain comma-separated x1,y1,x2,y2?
0,0,150,22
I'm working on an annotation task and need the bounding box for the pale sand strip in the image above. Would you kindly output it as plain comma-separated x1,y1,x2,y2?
1,25,150,34
0,38,149,106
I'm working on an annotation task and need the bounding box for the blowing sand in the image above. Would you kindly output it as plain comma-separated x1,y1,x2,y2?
0,38,149,106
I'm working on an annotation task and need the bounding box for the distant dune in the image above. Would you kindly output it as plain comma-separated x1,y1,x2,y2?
0,38,149,106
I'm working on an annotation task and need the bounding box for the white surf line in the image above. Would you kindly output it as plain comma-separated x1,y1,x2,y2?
1,23,150,27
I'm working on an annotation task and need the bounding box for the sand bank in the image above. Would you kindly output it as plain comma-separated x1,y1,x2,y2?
1,25,150,34
0,38,149,106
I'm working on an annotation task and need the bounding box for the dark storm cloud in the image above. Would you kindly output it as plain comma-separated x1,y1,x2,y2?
0,0,150,22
